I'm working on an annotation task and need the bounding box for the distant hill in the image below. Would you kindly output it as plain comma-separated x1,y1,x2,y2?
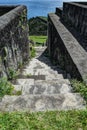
28,16,47,35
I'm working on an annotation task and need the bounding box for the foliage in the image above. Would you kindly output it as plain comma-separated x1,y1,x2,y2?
16,90,22,95
0,77,14,97
26,73,32,78
39,16,47,21
18,62,23,69
71,79,87,103
30,46,36,58
0,110,87,129
30,35,47,46
12,90,22,96
8,68,19,80
28,17,47,35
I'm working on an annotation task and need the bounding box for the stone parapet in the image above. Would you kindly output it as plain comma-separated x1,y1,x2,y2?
63,2,87,41
48,13,87,83
0,5,29,78
55,7,63,17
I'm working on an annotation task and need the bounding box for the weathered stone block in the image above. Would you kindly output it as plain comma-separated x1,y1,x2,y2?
63,2,87,41
0,5,29,77
48,13,87,83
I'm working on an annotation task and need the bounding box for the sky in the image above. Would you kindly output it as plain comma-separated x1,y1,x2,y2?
0,0,87,3
0,0,87,18
0,0,87,2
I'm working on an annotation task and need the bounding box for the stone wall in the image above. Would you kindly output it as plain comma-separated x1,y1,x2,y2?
0,5,29,78
55,7,62,17
63,2,87,40
48,13,87,83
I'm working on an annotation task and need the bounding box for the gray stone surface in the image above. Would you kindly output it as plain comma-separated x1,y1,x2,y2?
22,83,71,95
63,2,87,40
0,46,86,112
48,13,87,83
0,5,29,77
16,79,34,86
0,94,85,112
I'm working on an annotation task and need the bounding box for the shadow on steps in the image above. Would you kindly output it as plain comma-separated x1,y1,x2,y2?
37,48,68,79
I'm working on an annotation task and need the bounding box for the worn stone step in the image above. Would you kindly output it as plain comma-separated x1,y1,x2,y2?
46,74,64,80
0,93,85,112
34,79,71,85
13,85,22,91
22,68,59,76
17,75,46,80
34,46,47,52
16,79,34,85
23,63,62,72
22,70,64,80
22,83,72,95
23,59,50,69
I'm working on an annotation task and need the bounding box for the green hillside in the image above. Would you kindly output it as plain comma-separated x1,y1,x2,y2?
28,16,47,35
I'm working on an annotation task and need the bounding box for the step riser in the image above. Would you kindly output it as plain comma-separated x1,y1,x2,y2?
0,94,85,112
22,84,72,95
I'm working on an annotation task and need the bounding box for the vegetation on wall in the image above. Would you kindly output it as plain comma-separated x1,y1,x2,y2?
30,45,36,58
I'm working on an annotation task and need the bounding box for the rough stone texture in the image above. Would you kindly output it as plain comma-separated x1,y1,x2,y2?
63,2,87,42
48,13,87,83
0,5,29,77
0,46,85,112
0,94,85,112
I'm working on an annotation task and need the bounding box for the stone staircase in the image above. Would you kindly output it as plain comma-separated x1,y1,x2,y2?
0,46,86,112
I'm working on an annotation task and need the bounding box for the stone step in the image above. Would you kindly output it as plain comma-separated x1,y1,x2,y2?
22,83,72,95
23,59,49,69
17,75,46,80
22,71,64,81
14,76,70,86
45,74,64,80
16,79,34,85
22,58,64,70
13,85,22,91
13,78,71,95
35,79,71,85
0,93,85,112
34,46,47,52
22,68,59,76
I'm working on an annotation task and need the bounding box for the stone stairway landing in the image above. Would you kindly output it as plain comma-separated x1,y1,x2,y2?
0,46,86,112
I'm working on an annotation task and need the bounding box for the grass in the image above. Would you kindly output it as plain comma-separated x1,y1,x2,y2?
26,73,32,78
0,77,22,97
0,77,14,97
29,35,47,58
30,35,47,46
0,78,87,129
8,68,19,80
71,79,87,103
30,46,36,58
0,110,87,130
